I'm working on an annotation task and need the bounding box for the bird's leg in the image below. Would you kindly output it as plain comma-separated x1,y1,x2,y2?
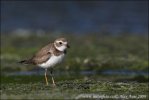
50,68,56,86
45,69,49,86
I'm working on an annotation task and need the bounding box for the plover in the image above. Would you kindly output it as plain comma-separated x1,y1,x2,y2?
19,37,70,86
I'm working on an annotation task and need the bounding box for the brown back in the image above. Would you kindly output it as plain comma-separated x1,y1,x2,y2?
30,43,64,65
30,43,53,64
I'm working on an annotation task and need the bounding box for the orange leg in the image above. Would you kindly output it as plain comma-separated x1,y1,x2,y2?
45,69,49,86
50,69,56,86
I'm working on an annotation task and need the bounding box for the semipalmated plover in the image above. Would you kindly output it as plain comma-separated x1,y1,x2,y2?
19,37,70,86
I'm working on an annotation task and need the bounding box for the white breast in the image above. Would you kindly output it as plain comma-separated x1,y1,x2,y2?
38,54,65,69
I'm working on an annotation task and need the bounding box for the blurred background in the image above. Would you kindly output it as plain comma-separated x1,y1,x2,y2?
1,1,148,34
1,1,148,82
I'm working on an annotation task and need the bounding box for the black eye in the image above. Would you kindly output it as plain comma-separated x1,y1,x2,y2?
59,42,62,44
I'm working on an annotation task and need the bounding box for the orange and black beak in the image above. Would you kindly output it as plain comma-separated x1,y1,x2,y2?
67,44,70,48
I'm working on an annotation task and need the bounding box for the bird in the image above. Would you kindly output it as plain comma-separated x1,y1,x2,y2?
19,37,70,86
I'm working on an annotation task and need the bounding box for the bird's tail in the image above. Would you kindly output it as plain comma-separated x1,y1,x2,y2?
18,59,32,64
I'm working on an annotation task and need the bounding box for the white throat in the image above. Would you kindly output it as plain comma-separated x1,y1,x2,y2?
55,45,66,51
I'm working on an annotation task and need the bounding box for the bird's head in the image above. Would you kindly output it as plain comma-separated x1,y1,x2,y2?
54,37,70,51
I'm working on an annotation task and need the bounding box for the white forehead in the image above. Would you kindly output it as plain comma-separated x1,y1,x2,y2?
56,41,67,44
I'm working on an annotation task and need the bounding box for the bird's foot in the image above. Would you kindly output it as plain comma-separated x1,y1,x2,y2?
52,83,56,87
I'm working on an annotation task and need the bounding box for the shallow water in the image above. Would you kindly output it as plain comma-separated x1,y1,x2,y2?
101,70,148,76
2,69,148,76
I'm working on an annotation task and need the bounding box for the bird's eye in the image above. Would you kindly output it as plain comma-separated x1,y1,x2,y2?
59,42,62,44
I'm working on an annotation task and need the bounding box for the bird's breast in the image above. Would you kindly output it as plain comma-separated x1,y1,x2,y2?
38,54,65,68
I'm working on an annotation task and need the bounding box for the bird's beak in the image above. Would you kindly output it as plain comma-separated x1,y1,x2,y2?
67,44,70,48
